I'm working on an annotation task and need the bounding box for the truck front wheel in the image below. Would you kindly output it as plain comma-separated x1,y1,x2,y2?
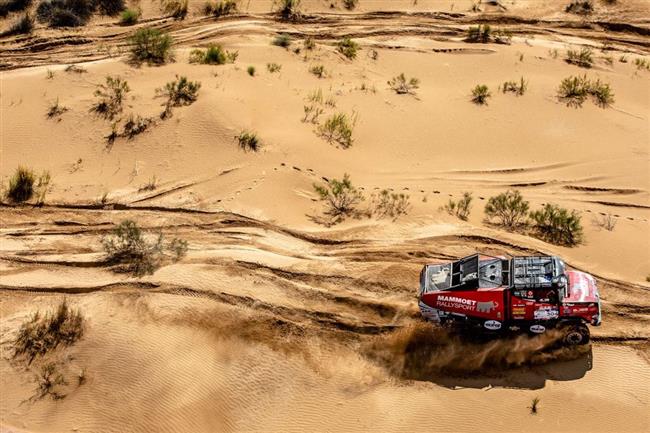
562,323,590,346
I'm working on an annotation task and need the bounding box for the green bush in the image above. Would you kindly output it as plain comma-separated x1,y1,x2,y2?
36,0,94,27
3,13,34,35
484,190,529,228
204,0,237,16
237,130,260,152
276,0,301,20
91,75,130,120
95,0,124,16
313,173,364,223
444,192,473,220
388,73,419,95
0,0,32,17
471,84,491,104
370,190,410,220
119,7,139,25
129,28,174,65
338,37,359,59
589,78,614,107
309,64,326,78
14,299,84,363
156,75,201,118
466,24,491,43
272,33,292,48
7,166,35,202
189,44,238,64
557,75,614,108
267,62,281,73
565,0,593,15
502,77,527,95
102,220,163,276
247,65,256,76
318,112,356,148
530,203,583,246
160,0,187,19
566,47,593,68
122,114,154,138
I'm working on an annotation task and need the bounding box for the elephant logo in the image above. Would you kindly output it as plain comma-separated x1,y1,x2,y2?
476,301,499,313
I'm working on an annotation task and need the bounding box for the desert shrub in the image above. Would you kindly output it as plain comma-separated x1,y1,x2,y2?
529,203,583,246
337,37,359,59
369,190,410,220
593,213,616,231
493,28,512,45
14,299,84,363
272,33,292,48
318,112,356,148
204,0,237,16
189,44,237,64
501,77,527,95
565,0,593,15
276,0,301,21
119,7,139,25
47,98,68,118
102,220,163,276
0,0,32,17
157,75,201,118
444,192,473,220
388,73,419,95
484,190,529,229
168,238,188,261
95,0,125,15
303,37,315,50
343,0,357,10
34,171,51,205
267,62,281,73
160,0,187,19
247,65,256,76
64,63,86,73
237,130,260,151
471,84,491,104
34,362,67,400
557,75,614,107
309,64,327,78
303,103,323,123
529,397,540,415
466,24,491,43
634,57,649,71
3,13,34,35
313,173,364,223
36,0,94,27
91,75,130,120
139,175,157,191
7,166,35,202
122,114,154,138
566,47,593,68
129,27,174,65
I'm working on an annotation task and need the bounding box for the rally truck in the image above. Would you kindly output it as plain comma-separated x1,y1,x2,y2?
418,255,601,345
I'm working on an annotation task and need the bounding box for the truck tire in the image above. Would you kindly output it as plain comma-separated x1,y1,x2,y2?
562,323,590,346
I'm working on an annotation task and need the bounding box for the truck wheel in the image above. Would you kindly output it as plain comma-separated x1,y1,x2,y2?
562,323,590,346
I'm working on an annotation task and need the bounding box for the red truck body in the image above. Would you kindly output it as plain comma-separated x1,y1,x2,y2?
418,255,601,344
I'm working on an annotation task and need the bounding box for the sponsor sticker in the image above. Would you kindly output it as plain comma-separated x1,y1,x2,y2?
484,320,502,330
529,324,546,333
418,301,440,322
534,306,559,320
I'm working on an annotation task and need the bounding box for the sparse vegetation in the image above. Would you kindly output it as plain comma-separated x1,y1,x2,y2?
634,57,650,71
267,62,282,73
303,103,324,123
189,44,238,64
64,64,86,73
594,213,617,231
46,69,54,79
566,47,593,68
275,0,301,21
122,114,154,138
168,238,188,261
3,13,34,35
272,33,292,48
36,0,94,27
565,0,593,15
557,75,614,108
7,166,35,202
160,0,187,19
337,37,359,59
0,0,32,17
129,28,174,65
119,7,139,25
444,192,473,221
530,203,584,246
466,24,491,43
204,0,237,16
318,112,356,148
388,73,420,95
471,84,491,105
14,299,84,363
549,48,559,59
343,0,358,10
369,190,410,220
34,171,51,205
484,190,529,229
501,77,528,96
247,65,256,76
156,75,201,118
237,130,261,152
313,173,364,224
102,220,185,276
139,175,157,192
529,397,540,415
309,64,327,78
91,76,130,120
47,98,68,118
304,37,316,50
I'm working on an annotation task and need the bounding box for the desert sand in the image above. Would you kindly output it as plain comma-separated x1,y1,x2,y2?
1,0,649,432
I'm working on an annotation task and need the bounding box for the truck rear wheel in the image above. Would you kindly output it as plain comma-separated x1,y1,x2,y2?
562,323,590,346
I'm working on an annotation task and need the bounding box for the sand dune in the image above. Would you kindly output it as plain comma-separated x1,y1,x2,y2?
1,1,649,432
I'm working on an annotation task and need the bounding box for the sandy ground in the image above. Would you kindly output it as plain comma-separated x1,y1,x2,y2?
1,0,650,432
